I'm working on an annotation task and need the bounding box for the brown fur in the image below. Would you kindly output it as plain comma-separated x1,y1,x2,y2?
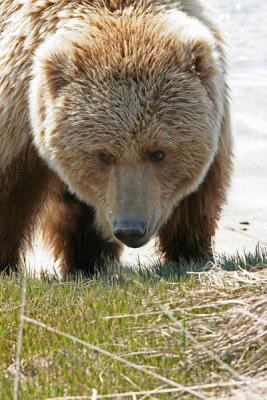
0,144,48,273
42,186,123,278
0,0,232,276
159,101,232,263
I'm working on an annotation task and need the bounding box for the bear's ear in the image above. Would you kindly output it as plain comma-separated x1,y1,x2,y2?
162,10,219,80
33,35,76,100
41,51,70,99
189,38,218,79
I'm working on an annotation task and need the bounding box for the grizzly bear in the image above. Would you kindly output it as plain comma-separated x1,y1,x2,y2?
0,0,232,278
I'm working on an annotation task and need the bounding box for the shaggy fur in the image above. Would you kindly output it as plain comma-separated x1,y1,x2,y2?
42,186,123,277
0,0,232,276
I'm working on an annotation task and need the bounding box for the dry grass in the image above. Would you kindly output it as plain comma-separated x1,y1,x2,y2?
185,263,267,399
0,248,266,399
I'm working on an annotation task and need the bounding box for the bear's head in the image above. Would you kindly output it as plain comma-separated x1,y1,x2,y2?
30,8,225,248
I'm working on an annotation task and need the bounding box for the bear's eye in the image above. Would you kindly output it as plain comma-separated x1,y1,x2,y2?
149,151,165,162
98,153,113,165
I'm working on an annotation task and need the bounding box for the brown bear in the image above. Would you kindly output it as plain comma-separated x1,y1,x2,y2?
0,0,232,278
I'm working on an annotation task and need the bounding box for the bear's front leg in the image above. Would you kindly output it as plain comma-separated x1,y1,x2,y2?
158,146,232,265
0,146,48,273
42,187,122,279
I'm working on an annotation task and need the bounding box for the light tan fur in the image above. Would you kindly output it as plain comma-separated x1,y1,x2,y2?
0,0,232,276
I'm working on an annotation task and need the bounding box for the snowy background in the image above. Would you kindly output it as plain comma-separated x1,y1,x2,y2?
210,0,267,254
124,0,267,263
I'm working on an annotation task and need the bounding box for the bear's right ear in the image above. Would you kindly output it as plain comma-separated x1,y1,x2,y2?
33,35,75,100
41,52,70,100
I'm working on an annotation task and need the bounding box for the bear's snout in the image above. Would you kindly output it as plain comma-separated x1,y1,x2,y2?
112,217,148,248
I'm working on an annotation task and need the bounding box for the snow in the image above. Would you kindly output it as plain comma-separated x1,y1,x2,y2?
210,0,267,254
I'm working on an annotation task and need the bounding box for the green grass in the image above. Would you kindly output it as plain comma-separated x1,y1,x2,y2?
0,249,267,400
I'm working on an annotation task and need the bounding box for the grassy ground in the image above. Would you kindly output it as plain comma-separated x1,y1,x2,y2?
0,248,267,400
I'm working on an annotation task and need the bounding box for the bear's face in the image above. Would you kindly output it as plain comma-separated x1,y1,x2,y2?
30,11,223,247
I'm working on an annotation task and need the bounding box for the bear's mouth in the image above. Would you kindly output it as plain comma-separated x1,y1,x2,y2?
120,237,150,249
114,232,150,249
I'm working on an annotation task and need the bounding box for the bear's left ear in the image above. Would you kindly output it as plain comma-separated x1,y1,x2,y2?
162,10,220,80
189,38,218,79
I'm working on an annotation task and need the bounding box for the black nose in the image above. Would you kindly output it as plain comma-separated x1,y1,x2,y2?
113,219,147,248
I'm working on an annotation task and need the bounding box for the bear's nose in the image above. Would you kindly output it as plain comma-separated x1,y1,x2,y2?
112,218,147,248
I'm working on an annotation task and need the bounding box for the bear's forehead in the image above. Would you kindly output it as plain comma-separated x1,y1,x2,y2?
60,65,207,153
76,73,204,132
67,11,191,79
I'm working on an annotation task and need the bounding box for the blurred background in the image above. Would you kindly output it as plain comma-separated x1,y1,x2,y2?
207,0,267,254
